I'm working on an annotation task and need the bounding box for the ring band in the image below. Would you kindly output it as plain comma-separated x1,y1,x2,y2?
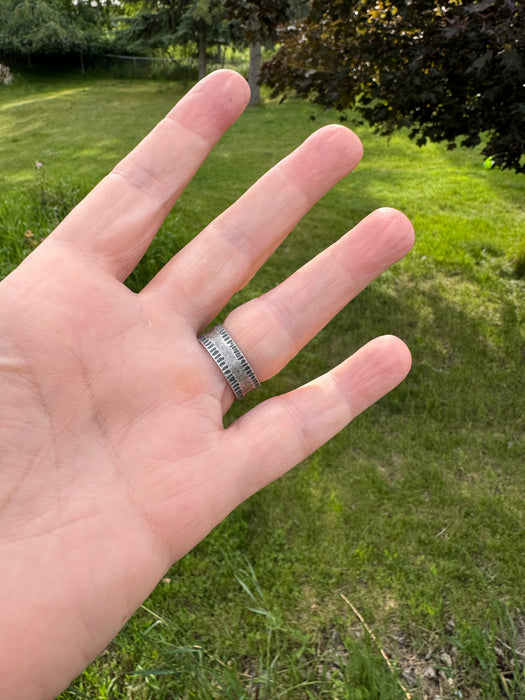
198,324,261,400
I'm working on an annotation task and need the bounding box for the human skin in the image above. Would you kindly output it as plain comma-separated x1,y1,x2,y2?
0,70,414,699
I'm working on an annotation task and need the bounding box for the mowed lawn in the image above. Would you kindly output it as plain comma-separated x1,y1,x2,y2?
1,72,524,699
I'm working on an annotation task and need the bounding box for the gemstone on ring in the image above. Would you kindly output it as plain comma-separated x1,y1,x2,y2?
198,324,261,400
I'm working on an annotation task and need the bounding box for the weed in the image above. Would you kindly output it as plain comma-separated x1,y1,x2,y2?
513,239,525,279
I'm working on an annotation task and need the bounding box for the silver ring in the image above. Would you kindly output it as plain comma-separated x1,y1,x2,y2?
198,324,261,400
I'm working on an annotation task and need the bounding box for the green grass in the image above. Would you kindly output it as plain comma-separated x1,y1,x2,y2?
1,72,524,699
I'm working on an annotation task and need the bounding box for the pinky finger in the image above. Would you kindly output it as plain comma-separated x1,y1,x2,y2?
224,335,412,501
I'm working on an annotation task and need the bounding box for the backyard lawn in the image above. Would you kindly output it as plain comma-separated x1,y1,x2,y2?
1,72,524,699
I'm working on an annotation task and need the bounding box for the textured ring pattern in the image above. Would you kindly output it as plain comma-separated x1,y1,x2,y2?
198,324,261,400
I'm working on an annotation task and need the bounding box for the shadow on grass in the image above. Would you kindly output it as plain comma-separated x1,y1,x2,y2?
211,267,524,696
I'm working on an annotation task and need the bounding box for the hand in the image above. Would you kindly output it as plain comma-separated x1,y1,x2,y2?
0,70,414,699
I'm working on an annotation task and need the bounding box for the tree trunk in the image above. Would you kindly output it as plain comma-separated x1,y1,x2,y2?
248,39,262,106
198,26,207,80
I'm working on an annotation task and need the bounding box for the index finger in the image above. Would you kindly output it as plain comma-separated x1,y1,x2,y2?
48,70,250,281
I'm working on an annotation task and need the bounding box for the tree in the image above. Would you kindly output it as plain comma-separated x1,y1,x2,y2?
261,0,525,173
116,0,189,54
0,0,110,67
225,0,309,105
178,0,227,79
120,0,229,79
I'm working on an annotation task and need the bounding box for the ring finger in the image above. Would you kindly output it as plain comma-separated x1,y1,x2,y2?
214,207,414,407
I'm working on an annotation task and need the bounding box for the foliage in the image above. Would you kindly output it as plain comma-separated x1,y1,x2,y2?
262,0,525,173
0,0,112,59
225,0,306,45
115,3,186,54
118,0,230,79
177,0,230,77
118,0,302,88
120,0,306,50
121,1,226,47
223,0,305,104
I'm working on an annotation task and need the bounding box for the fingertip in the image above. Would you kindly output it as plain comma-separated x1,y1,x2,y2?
339,335,412,418
350,208,415,273
168,69,250,141
375,208,415,254
310,124,364,175
284,125,364,199
375,334,413,382
202,69,251,108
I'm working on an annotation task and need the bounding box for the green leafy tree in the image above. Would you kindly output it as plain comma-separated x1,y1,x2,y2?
119,0,229,79
0,0,109,66
115,0,188,54
179,0,228,79
225,0,308,104
262,0,525,173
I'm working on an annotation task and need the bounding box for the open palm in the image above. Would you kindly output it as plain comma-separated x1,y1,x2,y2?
0,71,414,700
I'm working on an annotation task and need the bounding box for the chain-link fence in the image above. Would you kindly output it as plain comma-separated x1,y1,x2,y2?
94,52,250,81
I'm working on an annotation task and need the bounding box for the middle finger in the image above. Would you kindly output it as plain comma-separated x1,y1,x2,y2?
145,125,363,327
195,208,414,410
223,207,415,383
